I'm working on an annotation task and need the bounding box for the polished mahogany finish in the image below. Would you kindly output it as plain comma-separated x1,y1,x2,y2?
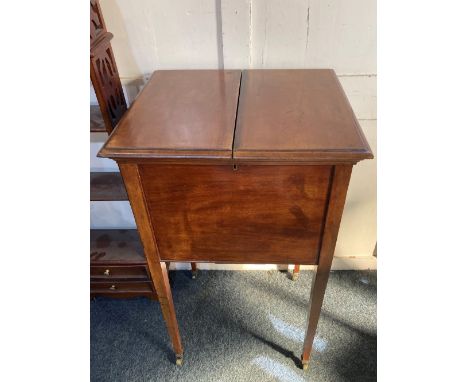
235,69,372,163
301,165,352,369
90,229,156,299
120,164,184,361
90,265,148,280
292,264,301,281
90,3,197,301
90,0,127,135
99,70,242,160
99,69,373,369
90,0,106,44
90,1,152,299
90,42,127,134
91,281,153,292
140,164,331,264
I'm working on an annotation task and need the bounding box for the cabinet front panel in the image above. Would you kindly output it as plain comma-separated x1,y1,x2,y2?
139,165,332,264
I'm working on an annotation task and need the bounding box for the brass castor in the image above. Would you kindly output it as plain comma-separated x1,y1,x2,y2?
291,272,299,281
175,354,183,366
301,355,309,370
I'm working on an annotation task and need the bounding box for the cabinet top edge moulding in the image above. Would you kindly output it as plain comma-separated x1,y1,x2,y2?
99,69,373,164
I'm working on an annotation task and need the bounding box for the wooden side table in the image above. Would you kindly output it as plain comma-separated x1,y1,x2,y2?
99,69,373,369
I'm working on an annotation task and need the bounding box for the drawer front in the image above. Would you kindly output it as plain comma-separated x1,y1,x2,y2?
91,281,153,293
90,265,148,280
140,164,332,265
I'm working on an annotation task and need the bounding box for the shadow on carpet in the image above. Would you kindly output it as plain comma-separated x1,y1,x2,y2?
91,270,376,382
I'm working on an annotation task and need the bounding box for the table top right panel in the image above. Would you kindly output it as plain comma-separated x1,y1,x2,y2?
234,69,373,163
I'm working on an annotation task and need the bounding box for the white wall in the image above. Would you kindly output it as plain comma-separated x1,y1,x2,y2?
91,0,377,270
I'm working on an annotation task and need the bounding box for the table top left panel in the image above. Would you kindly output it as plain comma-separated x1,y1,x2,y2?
99,70,242,161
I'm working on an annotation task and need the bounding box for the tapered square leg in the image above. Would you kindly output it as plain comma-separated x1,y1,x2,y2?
120,164,184,363
301,264,328,368
301,166,352,370
190,262,198,279
153,261,184,357
292,264,300,281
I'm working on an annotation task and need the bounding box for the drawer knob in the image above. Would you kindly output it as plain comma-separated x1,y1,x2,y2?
109,285,116,290
103,269,110,276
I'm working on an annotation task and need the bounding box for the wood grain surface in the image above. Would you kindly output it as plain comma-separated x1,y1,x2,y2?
99,70,242,160
234,69,373,163
99,69,372,164
120,163,184,357
139,164,332,264
301,165,353,367
96,69,374,366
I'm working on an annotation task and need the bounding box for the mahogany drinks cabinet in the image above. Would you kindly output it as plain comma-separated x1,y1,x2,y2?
98,69,373,369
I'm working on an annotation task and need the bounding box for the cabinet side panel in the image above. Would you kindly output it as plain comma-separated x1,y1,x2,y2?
139,164,332,264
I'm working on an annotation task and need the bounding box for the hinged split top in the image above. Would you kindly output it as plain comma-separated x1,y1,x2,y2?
98,69,373,164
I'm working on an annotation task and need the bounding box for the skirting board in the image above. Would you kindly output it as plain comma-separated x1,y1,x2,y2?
169,256,377,271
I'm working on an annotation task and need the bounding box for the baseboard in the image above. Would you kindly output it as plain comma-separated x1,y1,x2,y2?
331,256,377,270
169,256,377,271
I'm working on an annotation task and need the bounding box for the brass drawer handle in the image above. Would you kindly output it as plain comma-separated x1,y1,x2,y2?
104,269,110,276
109,285,116,290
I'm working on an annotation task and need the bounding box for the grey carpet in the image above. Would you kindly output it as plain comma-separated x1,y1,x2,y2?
91,270,376,382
